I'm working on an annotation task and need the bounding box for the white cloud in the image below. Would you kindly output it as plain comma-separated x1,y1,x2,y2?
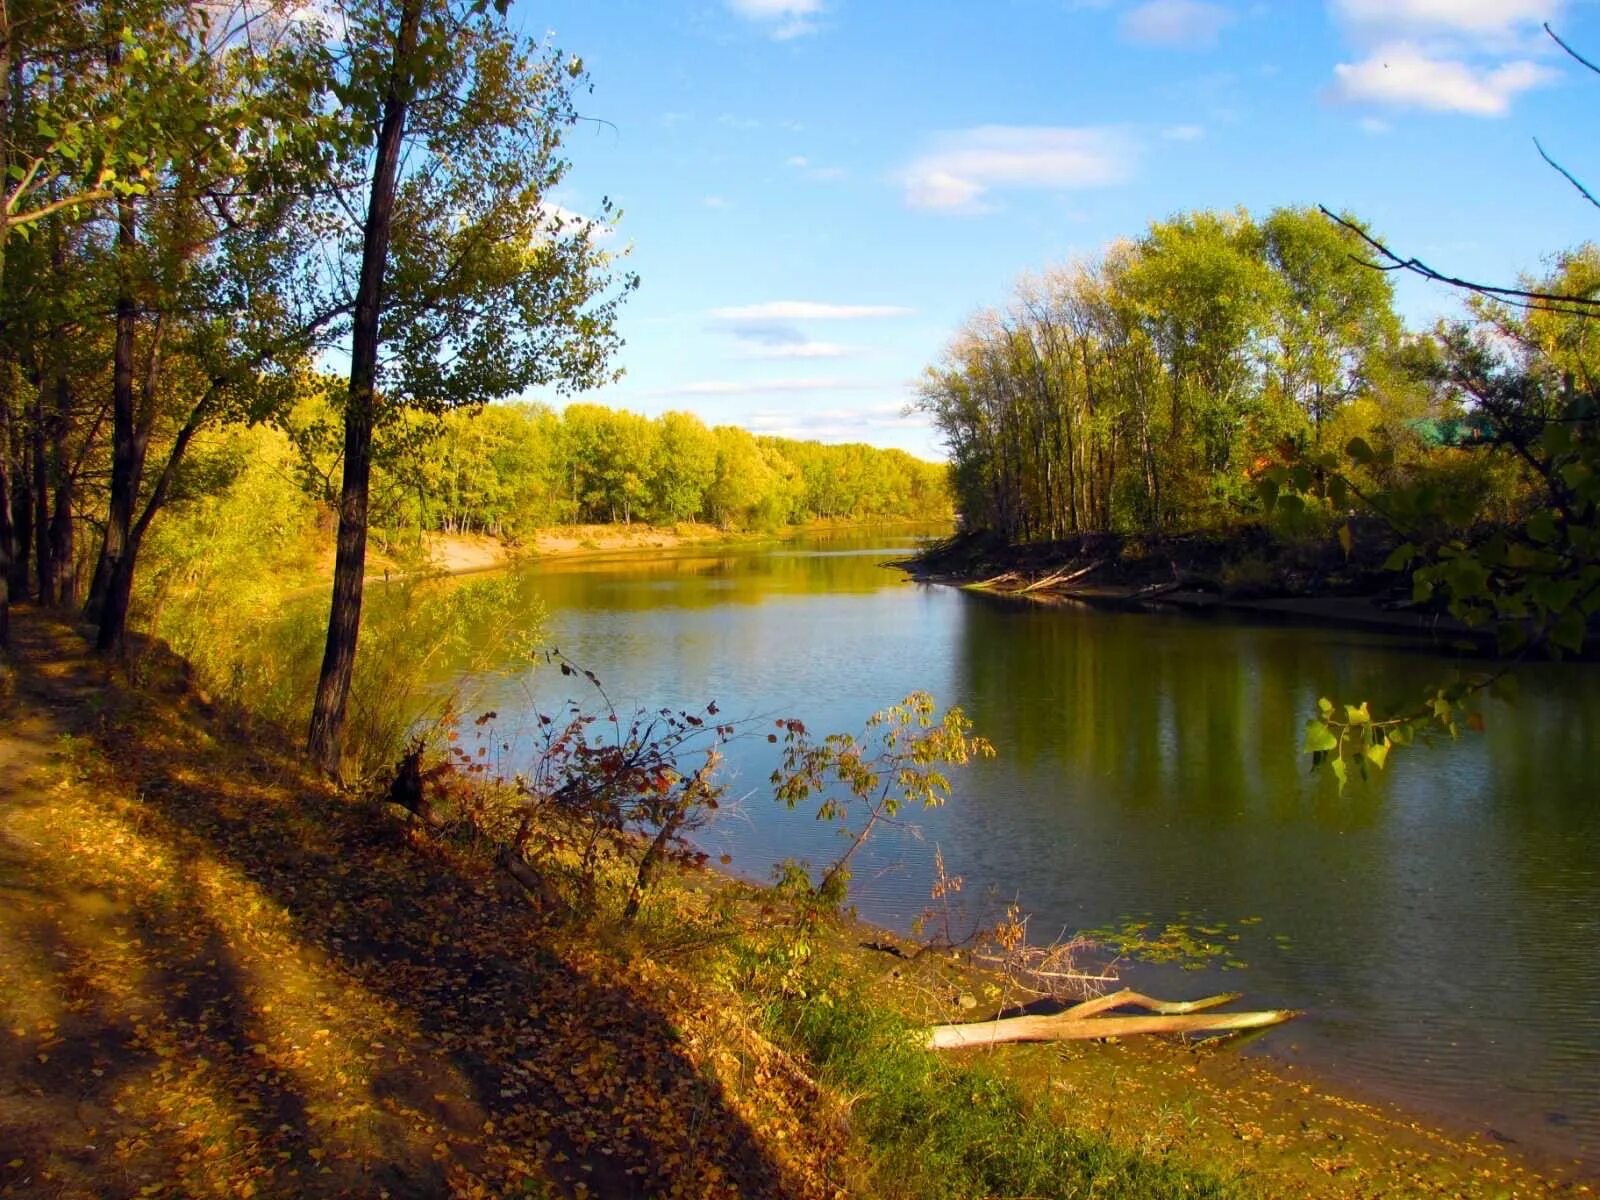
901,126,1134,214
725,0,825,40
711,301,914,320
535,203,615,241
742,341,856,360
744,403,932,443
639,377,886,398
1121,0,1234,47
1161,123,1206,140
1359,115,1392,133
1331,0,1560,40
1329,42,1556,114
703,195,730,209
785,154,846,181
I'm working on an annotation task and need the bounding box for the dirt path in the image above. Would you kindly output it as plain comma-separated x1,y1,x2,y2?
0,611,847,1200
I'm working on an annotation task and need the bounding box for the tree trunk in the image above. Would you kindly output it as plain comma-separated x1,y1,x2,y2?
99,401,205,653
306,0,423,776
0,387,12,647
86,196,140,634
9,449,29,598
49,370,75,606
31,380,53,605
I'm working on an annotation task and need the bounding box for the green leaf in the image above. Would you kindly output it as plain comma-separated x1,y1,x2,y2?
1552,606,1586,654
1496,622,1529,656
1541,422,1573,457
1302,720,1338,754
1337,522,1353,559
1344,702,1370,726
1383,543,1416,571
1527,510,1559,544
1363,741,1389,771
1345,436,1374,464
1330,757,1348,793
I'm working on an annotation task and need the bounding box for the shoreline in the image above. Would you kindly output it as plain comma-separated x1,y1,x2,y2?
895,528,1499,645
717,873,1598,1196
416,518,947,578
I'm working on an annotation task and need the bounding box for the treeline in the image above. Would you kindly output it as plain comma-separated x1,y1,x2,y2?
918,207,1434,539
309,400,951,538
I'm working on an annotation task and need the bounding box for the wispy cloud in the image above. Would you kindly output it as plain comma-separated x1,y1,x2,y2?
1161,123,1206,141
1329,43,1555,115
745,403,932,443
786,154,847,181
1121,0,1234,47
638,377,886,398
742,341,856,360
1325,0,1561,117
1331,0,1561,43
725,0,826,40
901,126,1134,214
711,301,914,320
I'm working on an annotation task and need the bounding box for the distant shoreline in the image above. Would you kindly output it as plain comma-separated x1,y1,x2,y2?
893,527,1497,645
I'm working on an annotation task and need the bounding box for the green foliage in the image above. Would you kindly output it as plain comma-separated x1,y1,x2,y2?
759,980,1249,1199
920,206,1404,539
1266,252,1600,785
769,693,995,917
134,428,545,777
287,388,951,537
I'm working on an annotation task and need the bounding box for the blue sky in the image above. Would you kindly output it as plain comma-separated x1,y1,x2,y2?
517,0,1600,459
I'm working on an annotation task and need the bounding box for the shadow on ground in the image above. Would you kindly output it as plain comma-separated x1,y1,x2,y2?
0,610,844,1199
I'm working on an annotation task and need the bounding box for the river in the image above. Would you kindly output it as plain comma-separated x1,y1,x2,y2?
449,527,1600,1171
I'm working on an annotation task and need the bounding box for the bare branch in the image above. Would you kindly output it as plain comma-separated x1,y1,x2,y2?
1534,137,1600,215
1546,23,1600,78
1317,206,1600,317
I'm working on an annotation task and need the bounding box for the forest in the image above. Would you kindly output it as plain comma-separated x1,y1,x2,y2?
300,399,952,536
918,205,1594,547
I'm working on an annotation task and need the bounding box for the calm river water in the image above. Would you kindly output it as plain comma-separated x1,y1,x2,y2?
456,528,1600,1169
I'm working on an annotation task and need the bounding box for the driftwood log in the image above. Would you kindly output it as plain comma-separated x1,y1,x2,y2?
927,988,1299,1050
1019,559,1104,593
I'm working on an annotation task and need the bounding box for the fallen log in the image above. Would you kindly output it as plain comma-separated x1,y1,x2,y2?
926,990,1298,1050
1019,559,1104,594
1057,987,1242,1019
965,571,1021,591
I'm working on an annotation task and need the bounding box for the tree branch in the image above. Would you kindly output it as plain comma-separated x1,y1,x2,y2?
1317,207,1600,316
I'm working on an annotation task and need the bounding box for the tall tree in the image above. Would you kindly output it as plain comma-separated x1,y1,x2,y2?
305,0,633,774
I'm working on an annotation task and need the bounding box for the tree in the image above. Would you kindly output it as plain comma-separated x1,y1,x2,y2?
1260,207,1400,442
0,0,217,647
304,1,634,775
1274,251,1600,787
649,411,717,523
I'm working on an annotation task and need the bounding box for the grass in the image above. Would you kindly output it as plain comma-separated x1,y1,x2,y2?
761,982,1249,1200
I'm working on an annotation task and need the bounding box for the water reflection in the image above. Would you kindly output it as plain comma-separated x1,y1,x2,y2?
455,529,1599,1167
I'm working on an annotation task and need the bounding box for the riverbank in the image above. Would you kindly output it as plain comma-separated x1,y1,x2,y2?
897,527,1495,643
400,520,939,581
1,609,1588,1198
